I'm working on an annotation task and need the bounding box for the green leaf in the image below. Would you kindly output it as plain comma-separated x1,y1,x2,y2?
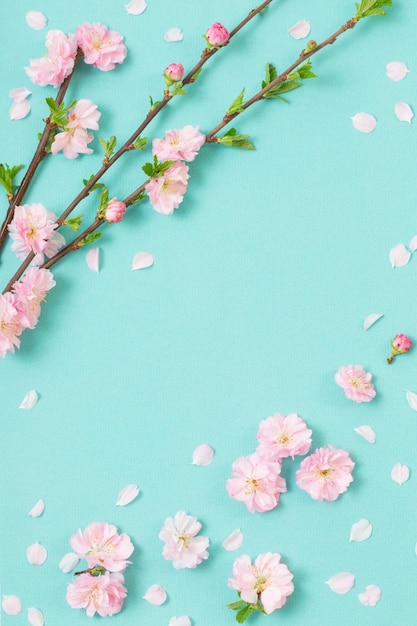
226,600,245,610
355,0,392,19
97,186,109,215
63,214,84,232
130,192,147,205
171,82,187,97
191,67,203,82
217,129,255,150
99,136,117,161
45,97,77,127
263,79,301,99
149,96,162,111
83,175,105,193
235,604,256,624
0,163,24,196
142,156,175,178
289,60,317,80
79,231,102,247
133,136,148,151
227,89,245,115
142,162,154,178
262,62,278,89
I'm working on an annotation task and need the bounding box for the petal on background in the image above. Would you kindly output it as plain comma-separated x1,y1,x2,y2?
125,0,147,15
59,552,79,573
142,584,167,605
26,11,47,30
26,542,47,565
2,595,22,615
116,484,140,506
19,390,38,410
132,251,154,270
391,462,409,486
353,425,376,444
169,617,192,626
386,61,409,81
395,102,414,123
405,389,417,411
409,236,417,252
363,313,383,330
389,243,410,268
9,99,31,121
222,528,243,551
27,607,44,626
191,443,214,466
28,499,45,517
9,87,32,102
86,248,99,272
349,519,373,542
326,572,355,594
351,113,377,133
288,19,310,39
358,585,382,606
164,27,184,42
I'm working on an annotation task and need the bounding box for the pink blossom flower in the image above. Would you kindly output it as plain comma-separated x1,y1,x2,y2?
296,445,354,501
67,99,101,130
257,413,312,462
76,23,127,71
334,365,376,402
12,268,55,329
228,552,294,614
105,198,126,223
66,572,127,617
206,22,230,46
0,293,26,357
145,161,189,215
164,63,184,86
25,30,77,87
226,453,286,513
388,333,412,363
51,127,94,159
8,203,65,264
152,126,205,162
70,522,134,572
159,511,209,569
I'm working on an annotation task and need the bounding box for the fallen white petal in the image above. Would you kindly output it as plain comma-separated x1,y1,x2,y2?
389,243,411,268
395,102,414,123
142,584,167,605
116,483,139,506
86,248,99,272
9,87,32,102
391,462,409,486
132,251,154,270
9,99,31,121
26,11,47,30
358,585,382,607
27,607,44,626
349,519,373,542
19,390,38,410
288,19,310,39
125,0,147,15
406,389,417,411
326,572,355,594
28,499,45,517
59,552,79,573
169,617,192,626
386,61,409,82
192,443,214,466
164,27,184,42
351,113,377,133
353,425,376,444
222,528,243,551
26,542,47,565
2,595,22,615
363,313,383,331
409,236,417,252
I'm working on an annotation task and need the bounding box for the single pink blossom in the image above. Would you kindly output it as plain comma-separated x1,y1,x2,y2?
51,127,94,159
152,126,205,162
25,30,77,87
296,445,354,501
0,293,26,357
66,572,127,617
226,452,286,513
76,23,127,71
8,203,65,264
145,161,189,215
228,552,294,614
206,22,230,46
387,333,412,364
70,522,134,572
334,365,376,402
67,99,101,130
257,413,312,462
164,63,184,86
159,511,209,569
105,198,126,223
12,267,55,329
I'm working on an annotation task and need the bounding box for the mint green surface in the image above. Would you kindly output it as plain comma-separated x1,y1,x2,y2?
1,1,416,625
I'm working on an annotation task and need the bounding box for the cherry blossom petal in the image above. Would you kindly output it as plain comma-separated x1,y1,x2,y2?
192,443,214,466
288,19,310,39
169,617,192,626
125,0,147,15
28,499,45,517
349,519,373,542
386,61,409,82
389,243,411,268
27,607,44,626
351,113,377,133
9,87,32,102
19,390,38,410
363,313,383,331
164,28,184,42
86,248,99,272
26,542,47,565
2,595,22,615
116,484,139,506
391,462,409,486
59,552,79,573
9,99,31,121
142,584,167,605
222,528,243,551
406,389,417,411
132,251,154,270
358,585,382,607
409,236,417,252
353,425,376,444
26,11,47,30
326,572,355,594
395,102,414,123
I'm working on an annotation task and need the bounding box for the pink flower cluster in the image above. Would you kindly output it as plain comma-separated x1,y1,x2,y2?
152,125,206,163
159,511,209,569
51,99,101,159
76,23,127,71
25,30,77,88
8,203,65,264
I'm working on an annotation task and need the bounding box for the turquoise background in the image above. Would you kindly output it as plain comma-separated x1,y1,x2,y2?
1,0,416,624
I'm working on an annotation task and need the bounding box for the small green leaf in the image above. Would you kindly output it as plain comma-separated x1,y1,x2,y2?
142,157,175,178
191,67,203,82
218,129,255,150
226,600,245,610
45,97,77,127
63,214,84,232
82,175,105,193
227,89,245,115
235,604,256,624
355,0,392,19
99,136,117,161
142,162,154,178
289,60,317,80
262,62,278,89
149,96,162,111
97,186,109,216
133,136,148,151
171,82,187,97
130,192,147,205
0,163,25,197
79,231,102,247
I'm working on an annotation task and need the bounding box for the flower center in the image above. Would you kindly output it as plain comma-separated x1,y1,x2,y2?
349,377,363,388
245,478,259,494
177,534,191,549
277,432,290,445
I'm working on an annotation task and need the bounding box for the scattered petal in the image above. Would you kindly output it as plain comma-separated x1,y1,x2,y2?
391,462,409,486
19,390,38,410
192,443,214,466
116,484,139,506
169,617,192,626
125,0,147,15
358,585,382,607
386,61,409,82
26,542,47,565
288,19,310,39
222,528,243,551
389,243,411,268
26,11,47,30
142,584,167,605
363,313,383,331
59,552,79,573
349,519,373,542
164,27,184,42
409,236,417,252
353,425,376,444
351,112,377,133
86,248,99,272
9,87,32,102
326,572,355,594
406,389,417,411
28,499,45,517
132,251,154,270
395,102,414,123
9,99,31,121
2,595,22,615
27,607,44,626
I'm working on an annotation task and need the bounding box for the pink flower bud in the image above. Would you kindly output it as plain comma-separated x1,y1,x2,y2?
205,22,229,47
164,63,184,86
105,198,126,223
387,333,412,364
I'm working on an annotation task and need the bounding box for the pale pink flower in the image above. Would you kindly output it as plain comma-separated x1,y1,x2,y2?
105,198,126,223
296,445,354,501
206,22,230,46
164,63,184,86
0,293,26,357
8,203,65,264
25,30,77,87
76,23,127,71
70,522,134,572
67,99,101,130
51,127,94,159
152,126,205,162
226,453,286,513
66,572,126,617
145,161,189,215
257,413,312,462
334,365,376,402
159,511,209,569
228,552,294,614
12,267,55,329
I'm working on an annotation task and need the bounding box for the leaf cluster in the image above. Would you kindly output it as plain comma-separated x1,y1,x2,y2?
98,136,117,161
227,598,261,623
133,136,148,151
171,82,187,97
355,0,392,19
218,128,255,150
262,61,316,101
227,89,246,115
82,174,105,194
149,96,162,111
46,97,76,127
63,214,84,232
79,231,102,247
142,155,174,178
0,163,24,197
